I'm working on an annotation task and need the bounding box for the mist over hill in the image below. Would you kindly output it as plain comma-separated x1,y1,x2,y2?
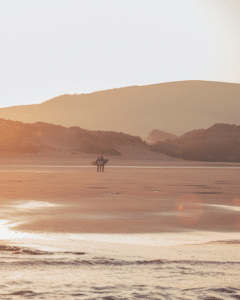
1,81,240,138
147,129,177,144
152,123,240,163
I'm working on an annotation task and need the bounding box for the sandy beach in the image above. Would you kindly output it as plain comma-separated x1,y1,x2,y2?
0,154,239,235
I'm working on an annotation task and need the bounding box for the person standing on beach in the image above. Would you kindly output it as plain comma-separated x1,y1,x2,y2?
100,156,105,172
96,157,100,172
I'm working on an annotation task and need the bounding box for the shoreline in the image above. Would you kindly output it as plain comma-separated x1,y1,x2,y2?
1,217,240,263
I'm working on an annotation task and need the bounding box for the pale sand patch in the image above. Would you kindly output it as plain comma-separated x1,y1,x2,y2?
13,201,61,210
205,203,240,212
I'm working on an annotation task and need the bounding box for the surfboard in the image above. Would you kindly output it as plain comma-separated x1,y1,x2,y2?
91,159,109,166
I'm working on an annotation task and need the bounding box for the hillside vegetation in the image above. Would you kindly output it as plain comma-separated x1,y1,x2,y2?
152,124,240,162
0,118,143,156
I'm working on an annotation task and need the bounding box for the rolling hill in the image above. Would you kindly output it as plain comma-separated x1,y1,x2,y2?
1,81,240,138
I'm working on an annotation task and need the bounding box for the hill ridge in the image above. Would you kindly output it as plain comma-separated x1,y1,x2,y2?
0,80,240,138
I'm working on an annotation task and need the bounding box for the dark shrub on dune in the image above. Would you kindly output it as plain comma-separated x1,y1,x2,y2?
152,124,240,162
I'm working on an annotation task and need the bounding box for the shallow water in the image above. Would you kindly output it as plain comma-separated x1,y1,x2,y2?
1,222,240,299
0,255,239,300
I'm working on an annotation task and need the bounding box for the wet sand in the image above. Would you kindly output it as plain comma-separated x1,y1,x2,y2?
0,155,239,234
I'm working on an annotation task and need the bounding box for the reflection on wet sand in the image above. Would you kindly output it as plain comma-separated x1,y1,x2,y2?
0,165,239,234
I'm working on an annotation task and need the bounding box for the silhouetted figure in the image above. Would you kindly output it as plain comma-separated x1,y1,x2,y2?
96,157,100,172
91,156,109,172
99,156,104,172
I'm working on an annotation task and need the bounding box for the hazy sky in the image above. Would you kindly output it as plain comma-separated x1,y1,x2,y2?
0,0,240,107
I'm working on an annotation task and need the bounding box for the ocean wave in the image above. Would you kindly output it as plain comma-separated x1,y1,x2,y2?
0,257,239,267
0,290,38,296
0,244,53,255
0,245,86,256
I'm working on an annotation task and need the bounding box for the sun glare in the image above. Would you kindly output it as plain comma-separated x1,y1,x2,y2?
176,193,203,226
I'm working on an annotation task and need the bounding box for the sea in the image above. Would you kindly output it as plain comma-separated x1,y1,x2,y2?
0,220,240,300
